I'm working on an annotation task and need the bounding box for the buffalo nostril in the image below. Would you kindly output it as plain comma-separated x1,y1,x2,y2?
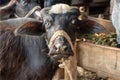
61,45,67,51
55,43,61,52
54,36,68,52
55,43,67,52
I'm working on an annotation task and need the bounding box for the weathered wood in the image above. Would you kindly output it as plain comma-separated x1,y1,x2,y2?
77,41,120,80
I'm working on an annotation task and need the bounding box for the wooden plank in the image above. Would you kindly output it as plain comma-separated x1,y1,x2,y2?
77,41,120,80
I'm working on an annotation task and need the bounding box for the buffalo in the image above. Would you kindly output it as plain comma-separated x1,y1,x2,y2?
0,4,80,80
0,17,73,80
27,3,106,79
14,0,41,18
0,20,55,80
0,0,41,20
0,0,72,20
0,0,16,20
0,3,107,80
15,0,72,18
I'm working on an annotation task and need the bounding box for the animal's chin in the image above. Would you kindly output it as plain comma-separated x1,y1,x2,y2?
49,52,73,62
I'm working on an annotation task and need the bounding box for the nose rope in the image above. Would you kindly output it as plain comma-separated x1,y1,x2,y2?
48,30,74,52
14,6,41,18
48,30,76,80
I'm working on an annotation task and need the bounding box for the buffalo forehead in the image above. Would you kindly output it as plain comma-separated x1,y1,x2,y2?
49,4,71,14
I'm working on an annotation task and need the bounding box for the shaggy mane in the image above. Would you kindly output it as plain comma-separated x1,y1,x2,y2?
0,29,58,80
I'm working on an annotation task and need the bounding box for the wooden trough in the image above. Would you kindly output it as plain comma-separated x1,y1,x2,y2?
76,17,120,80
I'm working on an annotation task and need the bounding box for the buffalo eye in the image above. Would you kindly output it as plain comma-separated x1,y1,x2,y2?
71,19,76,24
69,15,78,25
71,19,78,25
44,20,52,29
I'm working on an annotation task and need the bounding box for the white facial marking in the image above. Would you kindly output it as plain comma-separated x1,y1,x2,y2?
49,4,71,14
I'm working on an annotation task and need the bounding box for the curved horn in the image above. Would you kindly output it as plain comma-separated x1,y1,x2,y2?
38,7,53,23
39,7,51,18
35,10,41,17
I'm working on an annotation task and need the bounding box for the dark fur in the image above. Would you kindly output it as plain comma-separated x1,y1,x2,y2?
0,0,10,6
0,22,58,80
15,0,40,18
0,0,16,20
35,0,44,8
75,19,106,34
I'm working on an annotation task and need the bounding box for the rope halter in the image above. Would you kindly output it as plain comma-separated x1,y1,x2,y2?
48,30,74,53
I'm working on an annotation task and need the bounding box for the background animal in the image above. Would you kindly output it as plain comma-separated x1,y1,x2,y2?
14,0,41,18
0,0,72,20
0,0,41,20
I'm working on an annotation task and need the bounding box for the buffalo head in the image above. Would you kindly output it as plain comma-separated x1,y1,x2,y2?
39,4,80,61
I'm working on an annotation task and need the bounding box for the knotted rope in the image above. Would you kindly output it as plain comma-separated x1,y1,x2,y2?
48,30,74,51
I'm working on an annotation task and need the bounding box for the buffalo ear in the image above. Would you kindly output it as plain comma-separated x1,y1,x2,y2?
74,19,106,34
14,21,45,36
69,7,80,17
